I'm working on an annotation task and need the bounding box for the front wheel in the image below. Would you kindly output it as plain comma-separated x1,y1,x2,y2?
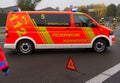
93,39,107,53
17,40,34,54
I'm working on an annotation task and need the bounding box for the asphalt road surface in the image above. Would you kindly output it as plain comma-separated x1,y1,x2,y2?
0,26,120,83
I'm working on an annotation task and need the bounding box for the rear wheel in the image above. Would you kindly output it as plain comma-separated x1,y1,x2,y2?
17,40,34,54
93,39,107,53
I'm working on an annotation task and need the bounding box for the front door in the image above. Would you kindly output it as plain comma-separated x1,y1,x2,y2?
72,14,99,47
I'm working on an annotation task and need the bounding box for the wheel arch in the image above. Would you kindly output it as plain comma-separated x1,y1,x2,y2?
91,35,110,47
15,36,36,49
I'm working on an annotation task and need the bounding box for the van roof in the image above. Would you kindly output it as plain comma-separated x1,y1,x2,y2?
9,11,84,14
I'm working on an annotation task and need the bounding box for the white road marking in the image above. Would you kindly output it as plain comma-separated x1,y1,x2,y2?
85,63,120,83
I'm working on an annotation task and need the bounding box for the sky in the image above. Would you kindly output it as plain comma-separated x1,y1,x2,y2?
0,0,120,10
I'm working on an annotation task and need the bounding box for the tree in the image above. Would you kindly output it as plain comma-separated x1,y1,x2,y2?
116,4,120,21
64,7,69,11
117,4,120,17
17,0,42,11
87,4,95,9
78,5,88,13
106,4,117,17
86,4,96,19
94,3,106,18
56,7,60,11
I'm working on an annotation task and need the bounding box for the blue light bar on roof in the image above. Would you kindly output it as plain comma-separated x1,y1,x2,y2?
12,7,19,12
72,8,77,12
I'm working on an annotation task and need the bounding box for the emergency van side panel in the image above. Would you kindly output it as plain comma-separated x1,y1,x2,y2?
6,12,44,45
4,11,115,54
29,13,74,44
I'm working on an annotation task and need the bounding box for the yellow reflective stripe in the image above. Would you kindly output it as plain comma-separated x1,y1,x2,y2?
27,14,48,44
39,31,48,44
31,19,47,44
37,27,48,44
83,28,95,42
82,28,90,42
86,28,95,41
76,12,84,14
39,26,54,44
31,18,54,44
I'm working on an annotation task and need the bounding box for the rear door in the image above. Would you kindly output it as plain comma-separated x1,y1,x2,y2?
30,13,74,47
45,13,74,45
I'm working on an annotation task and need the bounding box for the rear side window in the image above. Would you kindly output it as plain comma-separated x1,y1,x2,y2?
29,14,70,26
29,14,45,26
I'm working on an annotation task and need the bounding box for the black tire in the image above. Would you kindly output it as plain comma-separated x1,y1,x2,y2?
93,39,107,53
17,40,34,54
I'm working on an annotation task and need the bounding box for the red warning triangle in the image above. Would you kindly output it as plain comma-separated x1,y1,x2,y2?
66,57,77,71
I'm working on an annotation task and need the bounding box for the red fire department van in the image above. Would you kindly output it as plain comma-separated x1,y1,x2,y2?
4,8,115,54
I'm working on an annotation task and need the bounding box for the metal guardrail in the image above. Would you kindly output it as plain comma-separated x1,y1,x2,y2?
0,26,5,33
0,26,5,29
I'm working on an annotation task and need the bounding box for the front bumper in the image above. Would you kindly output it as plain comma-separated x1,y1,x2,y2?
110,35,115,46
4,44,16,49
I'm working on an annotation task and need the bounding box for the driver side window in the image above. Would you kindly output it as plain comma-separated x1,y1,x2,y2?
74,14,97,27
